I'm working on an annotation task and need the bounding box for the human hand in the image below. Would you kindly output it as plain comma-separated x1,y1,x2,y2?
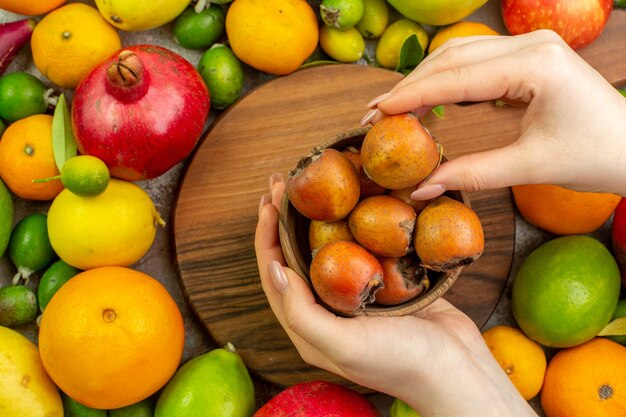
361,30,626,199
255,174,537,417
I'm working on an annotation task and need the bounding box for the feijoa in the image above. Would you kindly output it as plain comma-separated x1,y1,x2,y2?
9,213,56,284
173,5,226,50
197,44,244,110
0,72,49,122
0,284,38,328
37,259,80,312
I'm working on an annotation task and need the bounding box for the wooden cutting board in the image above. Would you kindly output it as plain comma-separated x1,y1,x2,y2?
173,11,626,390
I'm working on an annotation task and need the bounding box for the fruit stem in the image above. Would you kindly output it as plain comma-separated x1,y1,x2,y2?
194,0,207,13
224,342,237,353
154,209,167,228
106,50,150,103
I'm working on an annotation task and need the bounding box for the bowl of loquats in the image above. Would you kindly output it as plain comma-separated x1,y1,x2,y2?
279,113,486,317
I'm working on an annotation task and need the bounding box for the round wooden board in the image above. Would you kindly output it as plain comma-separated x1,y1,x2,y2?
173,64,515,390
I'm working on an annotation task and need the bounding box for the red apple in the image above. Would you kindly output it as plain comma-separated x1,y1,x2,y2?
611,197,626,286
501,0,613,50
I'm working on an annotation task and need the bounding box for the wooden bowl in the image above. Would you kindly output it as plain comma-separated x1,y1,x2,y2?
278,127,471,317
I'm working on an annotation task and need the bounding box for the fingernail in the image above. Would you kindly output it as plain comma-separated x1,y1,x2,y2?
269,172,284,189
410,184,447,200
367,92,392,108
269,260,288,293
360,108,379,126
258,192,271,218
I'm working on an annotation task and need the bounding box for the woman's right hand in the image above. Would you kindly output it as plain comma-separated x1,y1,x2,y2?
362,30,626,199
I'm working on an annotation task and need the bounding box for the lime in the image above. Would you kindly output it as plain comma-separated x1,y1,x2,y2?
0,284,38,328
197,44,244,110
0,72,49,122
60,155,110,197
37,259,80,312
320,0,365,29
173,5,226,50
606,299,626,346
356,0,389,39
62,392,107,417
155,344,255,417
319,25,365,63
390,398,421,417
109,398,155,417
376,19,429,69
512,235,621,348
0,178,13,258
9,213,56,284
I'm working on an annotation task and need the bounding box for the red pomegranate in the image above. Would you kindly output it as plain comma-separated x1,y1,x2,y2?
72,45,210,181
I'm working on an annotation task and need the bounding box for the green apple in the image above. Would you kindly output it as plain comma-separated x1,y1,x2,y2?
386,0,488,26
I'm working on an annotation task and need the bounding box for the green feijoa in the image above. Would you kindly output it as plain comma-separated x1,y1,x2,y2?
0,284,38,328
37,259,80,312
0,118,6,137
62,392,107,417
356,0,389,39
197,44,244,110
0,72,49,122
9,213,56,284
109,398,155,417
606,299,626,346
320,0,365,29
173,5,226,50
0,178,13,258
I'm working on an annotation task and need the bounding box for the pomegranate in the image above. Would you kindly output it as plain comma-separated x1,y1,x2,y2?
253,380,381,417
72,45,210,181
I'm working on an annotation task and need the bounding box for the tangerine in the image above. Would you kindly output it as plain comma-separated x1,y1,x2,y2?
38,266,185,409
225,0,319,75
0,114,63,201
512,184,621,235
428,21,499,54
481,325,546,400
0,0,67,15
541,338,626,417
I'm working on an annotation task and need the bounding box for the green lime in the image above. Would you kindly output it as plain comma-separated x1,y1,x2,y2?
0,178,13,258
60,155,110,197
512,235,621,348
356,0,389,39
109,398,155,417
390,398,421,417
155,344,255,417
606,299,626,346
37,259,80,312
9,213,56,284
173,5,226,50
376,19,429,70
0,72,49,122
62,393,107,417
197,44,244,110
0,284,38,328
320,0,365,29
319,25,365,63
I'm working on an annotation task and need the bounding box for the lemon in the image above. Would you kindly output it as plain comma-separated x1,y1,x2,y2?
376,19,429,70
356,0,389,39
319,25,366,63
47,178,164,270
95,0,191,31
386,0,489,26
60,155,110,197
0,326,63,417
0,178,13,258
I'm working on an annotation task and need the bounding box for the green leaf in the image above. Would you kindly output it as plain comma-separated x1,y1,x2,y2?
615,0,626,9
52,94,77,172
431,105,445,118
395,34,424,74
598,317,626,336
618,88,626,98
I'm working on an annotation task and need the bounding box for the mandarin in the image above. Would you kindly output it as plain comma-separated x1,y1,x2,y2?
38,266,185,409
541,338,626,417
0,0,67,15
428,21,499,54
0,114,63,201
512,184,621,235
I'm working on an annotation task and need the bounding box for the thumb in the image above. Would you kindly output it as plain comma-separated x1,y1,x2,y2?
411,145,535,200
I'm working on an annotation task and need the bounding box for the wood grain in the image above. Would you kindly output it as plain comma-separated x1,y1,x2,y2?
173,10,626,390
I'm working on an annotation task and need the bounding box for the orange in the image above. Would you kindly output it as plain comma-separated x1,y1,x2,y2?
31,3,122,88
541,338,626,417
0,114,63,201
38,266,185,410
428,21,499,54
512,184,621,235
0,0,67,15
225,0,319,75
481,325,546,400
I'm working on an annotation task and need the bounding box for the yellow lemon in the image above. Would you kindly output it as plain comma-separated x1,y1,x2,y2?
0,326,63,417
47,179,164,270
376,19,429,70
30,3,121,88
95,0,191,31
